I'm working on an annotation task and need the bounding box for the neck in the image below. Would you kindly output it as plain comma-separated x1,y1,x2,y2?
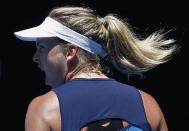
71,72,109,80
65,63,109,81
51,72,108,88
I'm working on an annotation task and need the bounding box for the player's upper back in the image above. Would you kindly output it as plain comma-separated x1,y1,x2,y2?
25,78,168,131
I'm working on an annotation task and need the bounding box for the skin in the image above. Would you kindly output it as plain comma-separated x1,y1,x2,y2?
26,38,168,131
33,38,68,87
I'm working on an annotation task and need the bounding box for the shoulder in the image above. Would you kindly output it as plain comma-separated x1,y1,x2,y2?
27,91,59,115
25,91,60,131
139,90,168,131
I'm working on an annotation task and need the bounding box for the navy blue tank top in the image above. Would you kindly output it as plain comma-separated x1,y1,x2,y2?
52,78,152,131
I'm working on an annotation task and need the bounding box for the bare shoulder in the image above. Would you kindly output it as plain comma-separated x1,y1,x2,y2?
139,90,168,131
25,91,60,131
27,91,59,116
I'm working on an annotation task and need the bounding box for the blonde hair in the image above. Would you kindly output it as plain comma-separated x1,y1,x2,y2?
49,6,177,76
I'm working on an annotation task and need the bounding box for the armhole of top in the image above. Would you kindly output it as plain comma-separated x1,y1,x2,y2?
51,89,64,131
135,88,150,125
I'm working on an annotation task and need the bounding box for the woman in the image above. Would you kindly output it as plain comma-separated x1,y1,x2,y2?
14,6,176,131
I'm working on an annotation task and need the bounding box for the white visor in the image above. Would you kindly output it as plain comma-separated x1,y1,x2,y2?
14,17,107,58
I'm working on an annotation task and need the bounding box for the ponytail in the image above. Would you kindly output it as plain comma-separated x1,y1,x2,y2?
103,15,177,74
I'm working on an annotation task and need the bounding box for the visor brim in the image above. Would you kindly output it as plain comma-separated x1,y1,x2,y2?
14,26,55,42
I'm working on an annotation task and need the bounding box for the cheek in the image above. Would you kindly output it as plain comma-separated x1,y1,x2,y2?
47,52,67,70
43,45,67,74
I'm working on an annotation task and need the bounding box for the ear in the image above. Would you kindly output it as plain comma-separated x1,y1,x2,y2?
66,44,79,62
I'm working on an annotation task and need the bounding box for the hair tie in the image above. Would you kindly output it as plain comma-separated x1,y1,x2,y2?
99,17,105,24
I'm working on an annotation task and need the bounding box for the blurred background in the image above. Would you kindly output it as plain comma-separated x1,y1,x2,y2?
0,0,188,130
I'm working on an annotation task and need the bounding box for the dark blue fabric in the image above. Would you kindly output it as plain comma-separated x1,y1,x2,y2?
52,78,152,131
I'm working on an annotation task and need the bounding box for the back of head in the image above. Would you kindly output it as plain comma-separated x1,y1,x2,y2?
48,6,177,77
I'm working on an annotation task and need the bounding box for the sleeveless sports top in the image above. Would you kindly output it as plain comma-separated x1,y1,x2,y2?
52,78,152,131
